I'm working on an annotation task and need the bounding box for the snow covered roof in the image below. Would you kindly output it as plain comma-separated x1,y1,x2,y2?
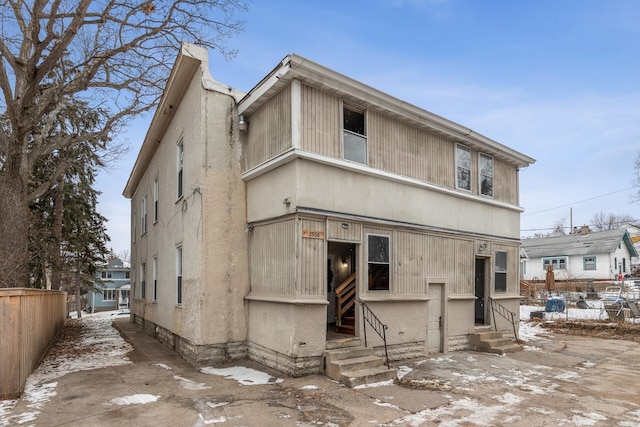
522,228,638,259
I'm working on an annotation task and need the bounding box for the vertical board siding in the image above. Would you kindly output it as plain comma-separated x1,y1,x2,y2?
0,290,66,399
244,86,292,171
494,160,518,205
300,84,341,157
395,231,428,295
299,218,326,296
452,239,475,295
249,220,296,295
326,219,362,242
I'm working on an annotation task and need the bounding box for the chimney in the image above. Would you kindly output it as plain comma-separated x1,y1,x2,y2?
581,225,590,235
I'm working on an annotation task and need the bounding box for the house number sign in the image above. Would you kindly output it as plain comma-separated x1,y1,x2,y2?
302,230,325,239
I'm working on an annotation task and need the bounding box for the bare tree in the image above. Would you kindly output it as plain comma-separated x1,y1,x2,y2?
551,217,567,236
590,211,636,231
0,0,247,287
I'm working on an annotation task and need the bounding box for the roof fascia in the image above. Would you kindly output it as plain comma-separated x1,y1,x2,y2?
123,44,205,199
239,54,535,168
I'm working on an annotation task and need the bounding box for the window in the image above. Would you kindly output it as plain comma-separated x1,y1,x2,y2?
479,153,494,197
343,104,367,164
107,272,112,279
495,251,507,292
153,176,159,223
153,256,158,301
583,257,596,271
140,262,146,299
133,211,136,244
101,271,107,279
456,144,471,191
125,271,130,279
543,257,567,270
176,246,183,305
141,195,147,235
623,258,626,273
177,138,184,199
103,289,116,301
368,234,390,290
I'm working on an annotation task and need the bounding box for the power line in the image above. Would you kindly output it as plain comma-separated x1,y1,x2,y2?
522,187,636,216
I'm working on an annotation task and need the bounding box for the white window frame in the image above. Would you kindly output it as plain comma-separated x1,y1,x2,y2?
176,246,183,305
103,288,116,302
479,153,494,197
543,257,568,270
342,103,367,165
153,175,159,223
495,251,507,293
140,262,146,299
583,256,596,271
152,256,158,301
141,195,147,235
177,138,184,199
367,233,391,291
456,144,472,192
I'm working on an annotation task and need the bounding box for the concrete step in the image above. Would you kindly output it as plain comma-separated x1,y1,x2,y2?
485,343,523,355
325,337,362,350
325,346,373,362
340,365,397,388
470,330,522,355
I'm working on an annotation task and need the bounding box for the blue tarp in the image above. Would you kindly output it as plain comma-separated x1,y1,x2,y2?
545,298,566,313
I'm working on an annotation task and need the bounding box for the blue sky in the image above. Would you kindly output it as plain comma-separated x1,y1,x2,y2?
96,0,640,256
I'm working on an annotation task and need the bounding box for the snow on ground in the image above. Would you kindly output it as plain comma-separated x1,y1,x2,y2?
200,366,284,386
0,310,132,427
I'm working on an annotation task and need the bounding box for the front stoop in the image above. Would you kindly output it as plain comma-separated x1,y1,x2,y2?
470,330,522,355
324,340,396,388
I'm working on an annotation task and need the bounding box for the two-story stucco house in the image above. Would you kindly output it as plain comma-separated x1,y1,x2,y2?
123,44,535,377
521,227,638,282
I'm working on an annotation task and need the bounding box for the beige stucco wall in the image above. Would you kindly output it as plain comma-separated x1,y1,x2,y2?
246,158,521,240
130,58,249,348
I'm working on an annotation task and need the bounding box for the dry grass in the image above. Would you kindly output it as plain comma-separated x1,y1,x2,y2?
537,319,640,343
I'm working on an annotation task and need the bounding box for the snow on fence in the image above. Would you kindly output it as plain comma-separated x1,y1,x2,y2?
0,288,67,400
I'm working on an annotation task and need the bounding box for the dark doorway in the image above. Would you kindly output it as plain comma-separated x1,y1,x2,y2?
327,242,357,336
475,258,486,324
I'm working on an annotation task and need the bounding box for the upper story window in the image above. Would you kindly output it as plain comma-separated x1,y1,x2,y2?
153,176,159,223
177,138,184,199
343,104,367,165
141,195,148,235
455,144,471,191
367,234,390,291
479,153,494,197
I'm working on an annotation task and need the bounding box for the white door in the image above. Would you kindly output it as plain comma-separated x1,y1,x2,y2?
427,284,443,353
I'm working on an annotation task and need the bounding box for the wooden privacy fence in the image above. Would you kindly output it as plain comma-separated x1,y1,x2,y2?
0,288,67,400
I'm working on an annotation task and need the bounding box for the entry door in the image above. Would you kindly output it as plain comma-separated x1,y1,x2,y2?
427,284,443,353
475,258,486,324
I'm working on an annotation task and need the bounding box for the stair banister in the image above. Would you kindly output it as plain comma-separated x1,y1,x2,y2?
360,301,390,369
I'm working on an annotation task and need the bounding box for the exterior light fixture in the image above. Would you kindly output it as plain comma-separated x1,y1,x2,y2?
238,115,248,132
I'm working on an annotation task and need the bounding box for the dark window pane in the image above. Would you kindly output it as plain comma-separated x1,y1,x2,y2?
368,264,389,290
368,235,389,263
344,108,365,135
495,273,506,292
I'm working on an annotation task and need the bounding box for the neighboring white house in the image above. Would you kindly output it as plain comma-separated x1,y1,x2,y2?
521,227,638,282
123,44,535,376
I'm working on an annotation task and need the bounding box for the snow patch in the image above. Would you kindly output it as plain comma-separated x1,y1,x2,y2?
109,394,159,406
200,366,283,386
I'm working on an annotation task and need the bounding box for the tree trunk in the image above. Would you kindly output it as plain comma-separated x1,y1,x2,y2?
50,180,64,290
0,170,30,288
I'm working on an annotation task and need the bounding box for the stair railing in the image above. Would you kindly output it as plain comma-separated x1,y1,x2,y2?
335,272,356,326
360,301,389,369
488,297,520,345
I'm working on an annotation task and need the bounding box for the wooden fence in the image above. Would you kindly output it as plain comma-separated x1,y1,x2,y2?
0,288,67,400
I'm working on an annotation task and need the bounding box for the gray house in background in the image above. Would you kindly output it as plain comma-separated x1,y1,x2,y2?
521,227,638,282
123,44,534,377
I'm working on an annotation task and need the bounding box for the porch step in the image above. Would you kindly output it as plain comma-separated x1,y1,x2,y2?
470,330,522,355
324,345,396,388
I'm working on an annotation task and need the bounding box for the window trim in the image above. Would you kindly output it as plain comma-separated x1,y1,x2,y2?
542,257,568,270
177,137,184,200
140,262,146,300
583,256,596,271
494,250,507,293
342,102,368,165
153,175,159,224
176,246,183,305
366,233,391,291
478,152,494,198
141,194,148,235
102,288,116,302
152,256,158,302
455,144,472,192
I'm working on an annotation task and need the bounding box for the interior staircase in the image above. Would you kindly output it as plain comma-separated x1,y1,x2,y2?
469,328,522,355
324,337,396,387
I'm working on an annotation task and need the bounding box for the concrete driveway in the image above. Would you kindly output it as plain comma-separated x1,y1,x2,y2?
2,316,640,426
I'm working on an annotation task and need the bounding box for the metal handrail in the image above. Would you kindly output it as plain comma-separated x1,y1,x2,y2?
360,301,390,369
488,297,520,345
